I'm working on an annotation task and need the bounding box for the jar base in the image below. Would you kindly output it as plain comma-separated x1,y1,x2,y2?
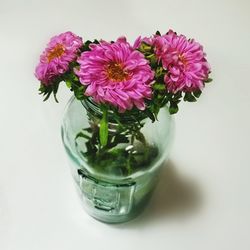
75,183,155,224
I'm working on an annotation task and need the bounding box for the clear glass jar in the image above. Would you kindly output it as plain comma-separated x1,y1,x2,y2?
61,96,174,223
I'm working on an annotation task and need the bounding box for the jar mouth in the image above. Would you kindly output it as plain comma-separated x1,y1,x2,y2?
81,97,148,124
62,96,175,182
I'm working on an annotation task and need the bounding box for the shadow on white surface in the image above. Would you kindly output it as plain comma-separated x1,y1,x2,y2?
113,160,202,228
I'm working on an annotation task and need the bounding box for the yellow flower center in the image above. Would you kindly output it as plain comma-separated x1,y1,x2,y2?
178,54,187,66
47,44,65,62
106,62,129,81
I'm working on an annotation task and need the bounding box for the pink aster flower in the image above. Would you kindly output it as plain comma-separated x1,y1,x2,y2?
154,30,210,93
35,31,83,85
76,37,154,112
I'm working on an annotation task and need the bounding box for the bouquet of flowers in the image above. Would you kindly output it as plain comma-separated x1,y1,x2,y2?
35,30,211,175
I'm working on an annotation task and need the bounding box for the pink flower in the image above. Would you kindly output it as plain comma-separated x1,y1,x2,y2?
132,36,154,49
154,30,210,93
35,32,83,85
76,37,154,112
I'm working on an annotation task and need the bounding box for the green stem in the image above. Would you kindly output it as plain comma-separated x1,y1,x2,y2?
99,106,108,147
136,130,149,162
127,132,135,175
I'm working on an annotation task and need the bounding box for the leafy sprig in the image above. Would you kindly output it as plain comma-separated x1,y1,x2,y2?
39,80,60,102
75,106,158,175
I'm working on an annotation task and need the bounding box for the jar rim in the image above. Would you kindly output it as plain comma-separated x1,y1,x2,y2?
81,97,148,124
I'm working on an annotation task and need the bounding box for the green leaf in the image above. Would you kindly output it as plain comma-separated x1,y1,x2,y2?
150,102,160,119
81,40,92,51
65,80,72,88
135,131,146,145
38,84,46,93
83,127,93,133
204,77,213,83
99,106,108,147
146,54,157,68
155,67,165,79
139,42,152,53
39,83,53,102
184,92,197,102
74,85,85,100
193,89,202,98
160,96,170,107
81,39,100,52
169,103,179,114
52,82,60,103
153,82,166,91
155,30,161,36
93,39,100,44
53,92,59,103
85,141,97,156
173,91,182,101
43,91,52,102
112,134,129,146
144,108,156,122
75,131,91,140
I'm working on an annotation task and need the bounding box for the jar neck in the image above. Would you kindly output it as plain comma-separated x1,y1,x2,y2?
81,98,147,124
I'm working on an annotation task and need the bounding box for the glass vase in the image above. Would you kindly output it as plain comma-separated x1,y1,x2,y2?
61,96,174,223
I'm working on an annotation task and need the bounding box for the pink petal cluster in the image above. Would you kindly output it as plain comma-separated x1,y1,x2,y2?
154,30,210,93
35,32,83,85
76,37,154,112
133,31,210,93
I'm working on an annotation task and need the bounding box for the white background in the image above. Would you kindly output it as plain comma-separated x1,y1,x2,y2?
0,0,250,249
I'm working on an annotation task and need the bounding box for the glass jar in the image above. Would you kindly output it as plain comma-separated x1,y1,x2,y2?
61,96,174,223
